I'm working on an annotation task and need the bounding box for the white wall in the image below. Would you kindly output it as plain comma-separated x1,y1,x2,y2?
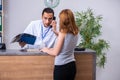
3,0,120,80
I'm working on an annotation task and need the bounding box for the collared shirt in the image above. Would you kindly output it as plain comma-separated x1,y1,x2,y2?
23,20,57,49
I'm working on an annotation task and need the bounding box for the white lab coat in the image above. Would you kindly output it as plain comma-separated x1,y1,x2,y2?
23,20,57,49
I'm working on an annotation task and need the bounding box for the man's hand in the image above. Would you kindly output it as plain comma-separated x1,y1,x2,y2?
19,42,26,47
51,20,58,36
51,20,57,30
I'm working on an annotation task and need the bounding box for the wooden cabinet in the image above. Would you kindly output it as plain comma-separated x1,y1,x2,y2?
0,50,96,80
75,52,96,80
0,56,54,80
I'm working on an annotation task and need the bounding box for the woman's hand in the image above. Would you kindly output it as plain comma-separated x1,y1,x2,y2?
40,47,49,53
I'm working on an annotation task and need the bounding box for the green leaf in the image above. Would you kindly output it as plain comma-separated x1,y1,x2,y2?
75,8,110,68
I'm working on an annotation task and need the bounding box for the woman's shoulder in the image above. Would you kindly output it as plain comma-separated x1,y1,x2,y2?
65,33,78,39
59,32,66,36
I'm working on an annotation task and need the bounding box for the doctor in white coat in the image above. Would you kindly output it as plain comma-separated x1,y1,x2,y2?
19,7,58,49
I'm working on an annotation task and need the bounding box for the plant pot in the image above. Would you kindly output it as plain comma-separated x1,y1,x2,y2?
74,47,85,51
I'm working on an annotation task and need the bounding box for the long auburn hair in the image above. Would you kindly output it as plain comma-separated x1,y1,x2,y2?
59,9,79,35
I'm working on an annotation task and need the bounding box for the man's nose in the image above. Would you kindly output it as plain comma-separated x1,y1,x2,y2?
46,19,49,23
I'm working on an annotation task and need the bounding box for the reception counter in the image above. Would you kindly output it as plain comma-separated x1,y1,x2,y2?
0,49,96,80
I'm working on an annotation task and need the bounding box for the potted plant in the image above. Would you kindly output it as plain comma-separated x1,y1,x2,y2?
75,8,110,67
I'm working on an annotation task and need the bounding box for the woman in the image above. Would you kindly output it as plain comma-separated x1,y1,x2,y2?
40,9,79,80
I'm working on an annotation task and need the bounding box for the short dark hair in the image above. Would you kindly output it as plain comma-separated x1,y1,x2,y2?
42,7,54,16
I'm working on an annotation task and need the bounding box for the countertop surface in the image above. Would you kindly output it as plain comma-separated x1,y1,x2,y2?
0,49,95,56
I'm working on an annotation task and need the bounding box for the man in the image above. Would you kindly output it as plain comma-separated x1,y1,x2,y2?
19,7,57,49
